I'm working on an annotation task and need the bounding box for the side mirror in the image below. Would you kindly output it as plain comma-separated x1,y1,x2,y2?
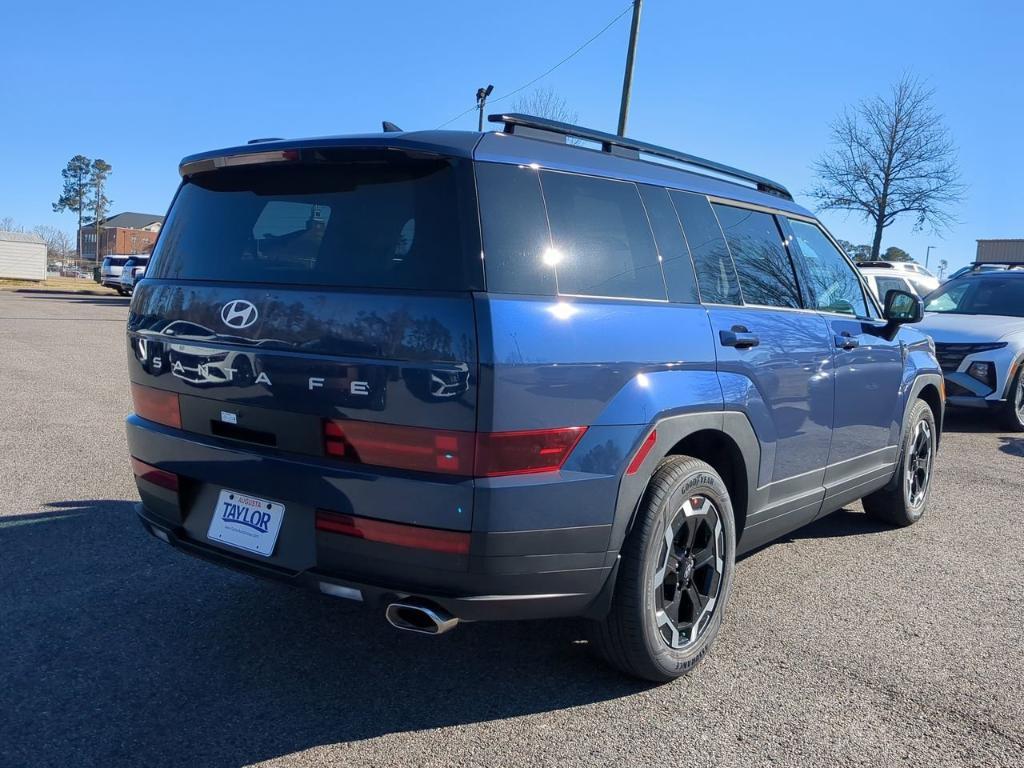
883,289,923,324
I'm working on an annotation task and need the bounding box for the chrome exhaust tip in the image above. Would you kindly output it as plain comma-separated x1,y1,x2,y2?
385,600,459,635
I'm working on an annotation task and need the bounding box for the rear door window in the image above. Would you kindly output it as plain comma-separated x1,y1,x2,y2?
148,157,481,290
787,219,870,317
539,171,667,301
669,191,741,305
712,204,802,309
637,185,699,303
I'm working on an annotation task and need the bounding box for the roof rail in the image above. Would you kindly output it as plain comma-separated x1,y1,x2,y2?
855,261,895,268
972,261,1024,269
488,112,793,201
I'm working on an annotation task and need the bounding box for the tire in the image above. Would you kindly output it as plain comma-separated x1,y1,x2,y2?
589,455,736,682
998,367,1024,432
863,398,936,527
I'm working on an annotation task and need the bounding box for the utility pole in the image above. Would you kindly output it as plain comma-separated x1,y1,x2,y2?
476,85,494,132
926,245,936,269
616,0,643,137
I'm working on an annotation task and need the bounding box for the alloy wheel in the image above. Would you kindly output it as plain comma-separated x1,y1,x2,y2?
652,495,725,649
905,419,933,507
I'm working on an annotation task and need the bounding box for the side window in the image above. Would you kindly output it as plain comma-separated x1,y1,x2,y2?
476,163,556,295
540,171,666,300
712,204,802,309
788,219,869,317
637,185,699,303
874,275,912,304
669,191,741,305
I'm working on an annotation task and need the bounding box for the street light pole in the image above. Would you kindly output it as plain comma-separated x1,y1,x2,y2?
476,85,494,132
926,245,936,269
616,0,643,137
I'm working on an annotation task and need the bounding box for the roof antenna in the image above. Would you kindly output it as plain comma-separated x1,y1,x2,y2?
382,121,402,133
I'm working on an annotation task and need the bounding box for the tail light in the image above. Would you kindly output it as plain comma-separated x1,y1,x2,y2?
130,383,181,429
324,420,585,478
474,427,586,477
130,457,179,491
315,509,470,555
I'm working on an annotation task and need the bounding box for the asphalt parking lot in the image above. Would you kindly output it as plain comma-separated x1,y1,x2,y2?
1,289,1022,768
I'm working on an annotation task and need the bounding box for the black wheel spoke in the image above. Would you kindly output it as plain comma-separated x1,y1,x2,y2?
683,516,699,549
688,584,707,611
664,592,682,623
693,547,716,571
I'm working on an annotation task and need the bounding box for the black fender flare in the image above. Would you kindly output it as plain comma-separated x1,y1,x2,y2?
582,410,760,620
881,372,944,491
903,372,944,444
607,410,760,555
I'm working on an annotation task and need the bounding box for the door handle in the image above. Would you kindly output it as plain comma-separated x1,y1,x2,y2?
720,326,760,349
835,333,859,350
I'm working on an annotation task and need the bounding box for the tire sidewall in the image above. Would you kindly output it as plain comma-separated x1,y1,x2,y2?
901,400,937,521
1005,368,1024,431
638,462,737,677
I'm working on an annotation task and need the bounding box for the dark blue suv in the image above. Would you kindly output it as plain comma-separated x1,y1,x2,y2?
126,114,943,681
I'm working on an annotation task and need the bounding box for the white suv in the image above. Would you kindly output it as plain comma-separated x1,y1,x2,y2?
119,256,149,295
857,261,939,298
916,268,1024,430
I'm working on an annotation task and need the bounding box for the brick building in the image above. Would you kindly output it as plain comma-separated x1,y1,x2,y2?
81,212,164,262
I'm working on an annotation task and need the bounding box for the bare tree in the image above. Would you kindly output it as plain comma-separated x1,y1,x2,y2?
34,225,73,267
809,75,965,260
0,216,25,233
512,86,579,125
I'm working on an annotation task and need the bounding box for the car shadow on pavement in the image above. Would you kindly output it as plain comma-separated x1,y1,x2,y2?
15,292,131,307
784,509,891,541
941,411,1005,434
999,436,1024,457
737,509,891,564
0,500,648,768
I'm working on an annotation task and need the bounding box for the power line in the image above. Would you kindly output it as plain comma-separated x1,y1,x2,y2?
435,2,634,130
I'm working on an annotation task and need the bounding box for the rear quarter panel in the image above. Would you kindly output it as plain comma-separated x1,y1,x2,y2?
472,294,723,534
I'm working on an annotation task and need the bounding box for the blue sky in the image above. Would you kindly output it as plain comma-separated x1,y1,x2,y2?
2,0,1021,273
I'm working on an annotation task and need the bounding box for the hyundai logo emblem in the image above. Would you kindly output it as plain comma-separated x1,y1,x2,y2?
220,299,259,329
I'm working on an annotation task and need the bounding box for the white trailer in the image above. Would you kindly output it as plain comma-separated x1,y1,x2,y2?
0,231,47,280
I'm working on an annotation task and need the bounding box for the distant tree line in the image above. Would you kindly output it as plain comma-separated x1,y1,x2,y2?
835,240,912,263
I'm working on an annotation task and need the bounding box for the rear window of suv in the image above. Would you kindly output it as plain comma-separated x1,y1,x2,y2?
148,156,482,291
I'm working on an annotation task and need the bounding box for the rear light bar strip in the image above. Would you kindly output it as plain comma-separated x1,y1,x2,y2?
130,457,179,492
315,510,470,555
130,383,181,429
324,420,586,478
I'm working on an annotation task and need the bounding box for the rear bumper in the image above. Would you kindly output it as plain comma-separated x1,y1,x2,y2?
136,502,614,621
127,415,619,621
